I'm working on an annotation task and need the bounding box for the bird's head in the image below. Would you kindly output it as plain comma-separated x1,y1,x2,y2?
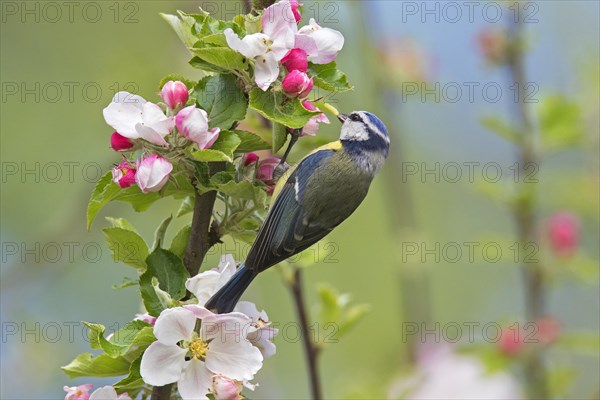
337,111,390,157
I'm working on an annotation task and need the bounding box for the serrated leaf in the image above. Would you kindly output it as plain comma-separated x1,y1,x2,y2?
170,224,192,259
145,249,190,300
87,172,121,230
189,56,229,73
114,356,144,393
105,217,138,233
61,353,131,379
233,130,271,152
177,196,195,218
191,47,249,71
103,228,149,272
272,123,288,153
161,13,198,49
195,74,247,130
309,61,353,92
249,88,319,129
192,131,241,162
152,215,173,250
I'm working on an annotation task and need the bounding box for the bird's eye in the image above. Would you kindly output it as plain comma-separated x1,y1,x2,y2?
350,113,361,122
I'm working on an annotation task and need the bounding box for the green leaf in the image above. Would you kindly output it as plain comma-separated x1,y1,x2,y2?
481,116,521,143
177,196,195,218
87,172,121,230
105,217,138,233
233,130,271,152
152,215,173,250
538,95,583,151
272,123,288,153
309,61,353,92
190,56,229,73
114,356,144,393
83,320,153,359
315,283,369,344
191,47,249,72
61,353,131,378
192,131,242,162
161,12,198,49
170,224,192,259
139,271,165,316
195,74,247,130
145,249,190,301
103,228,149,272
249,88,319,129
112,276,138,290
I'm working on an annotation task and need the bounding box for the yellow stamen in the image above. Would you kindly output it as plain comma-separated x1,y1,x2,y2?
189,338,209,360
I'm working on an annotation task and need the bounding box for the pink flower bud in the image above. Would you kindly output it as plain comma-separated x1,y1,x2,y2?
535,317,560,346
257,157,282,193
547,212,579,257
110,132,135,152
161,80,189,110
282,70,313,98
64,384,93,400
135,154,173,193
242,152,259,166
477,28,509,65
212,375,243,400
290,0,303,23
176,105,220,149
111,161,136,189
281,48,308,72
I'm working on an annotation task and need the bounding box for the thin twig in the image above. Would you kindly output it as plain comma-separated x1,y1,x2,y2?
507,14,547,399
289,267,322,400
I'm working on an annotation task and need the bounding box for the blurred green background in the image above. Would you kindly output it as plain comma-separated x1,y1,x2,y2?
1,1,598,399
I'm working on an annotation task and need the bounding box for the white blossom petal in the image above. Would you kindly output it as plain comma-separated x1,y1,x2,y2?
102,92,146,138
205,336,263,381
254,52,280,91
178,359,213,400
201,312,254,342
140,341,187,386
225,29,268,59
154,307,196,345
135,123,169,147
89,386,118,400
262,1,298,39
186,270,222,305
296,18,344,64
183,304,214,320
247,326,278,359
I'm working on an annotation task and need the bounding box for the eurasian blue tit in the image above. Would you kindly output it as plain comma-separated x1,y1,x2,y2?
206,111,390,313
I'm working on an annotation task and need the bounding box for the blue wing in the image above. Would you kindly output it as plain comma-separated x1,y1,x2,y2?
246,149,336,273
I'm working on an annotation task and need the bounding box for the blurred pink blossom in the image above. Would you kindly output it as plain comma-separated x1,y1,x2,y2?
547,212,580,257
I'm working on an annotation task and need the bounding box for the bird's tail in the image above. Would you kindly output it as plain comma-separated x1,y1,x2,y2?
205,263,256,314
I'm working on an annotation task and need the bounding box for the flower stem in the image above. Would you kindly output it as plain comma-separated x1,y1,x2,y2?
506,13,547,399
288,266,322,400
150,162,225,400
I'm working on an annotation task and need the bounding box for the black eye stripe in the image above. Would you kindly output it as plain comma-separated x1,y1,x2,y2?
350,113,363,122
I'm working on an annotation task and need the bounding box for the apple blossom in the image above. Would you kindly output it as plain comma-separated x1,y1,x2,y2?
302,101,330,136
186,255,278,359
103,92,174,147
161,80,189,110
224,1,297,90
282,48,308,72
176,105,220,149
139,306,263,400
290,0,303,23
477,28,509,65
498,326,524,356
89,387,131,400
295,18,344,64
111,161,136,189
64,384,93,400
282,70,313,98
110,132,134,152
135,154,173,193
212,375,244,400
547,212,579,257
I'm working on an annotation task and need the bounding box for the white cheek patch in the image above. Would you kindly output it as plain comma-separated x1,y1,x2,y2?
340,122,369,141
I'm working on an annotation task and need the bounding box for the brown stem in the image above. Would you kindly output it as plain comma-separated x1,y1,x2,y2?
507,15,547,399
151,162,225,399
289,267,322,400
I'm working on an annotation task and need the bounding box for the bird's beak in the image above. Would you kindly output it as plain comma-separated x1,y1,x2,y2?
337,114,348,123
